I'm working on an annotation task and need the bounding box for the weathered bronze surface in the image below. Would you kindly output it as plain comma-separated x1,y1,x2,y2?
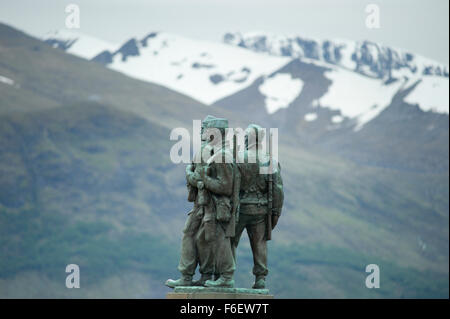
166,117,284,294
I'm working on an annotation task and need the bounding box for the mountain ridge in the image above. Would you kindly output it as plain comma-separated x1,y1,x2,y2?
43,28,449,133
223,31,449,79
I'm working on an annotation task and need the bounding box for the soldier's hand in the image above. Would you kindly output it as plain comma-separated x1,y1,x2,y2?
199,166,205,179
193,171,201,181
271,215,279,229
187,171,200,186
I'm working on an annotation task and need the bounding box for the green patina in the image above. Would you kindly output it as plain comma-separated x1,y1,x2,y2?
166,117,284,293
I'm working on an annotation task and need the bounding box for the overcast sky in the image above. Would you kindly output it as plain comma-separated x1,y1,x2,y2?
0,0,448,64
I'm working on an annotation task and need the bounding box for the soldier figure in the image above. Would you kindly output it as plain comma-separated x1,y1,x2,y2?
232,124,284,289
166,115,237,288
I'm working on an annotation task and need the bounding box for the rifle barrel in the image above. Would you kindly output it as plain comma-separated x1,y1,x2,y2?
267,132,273,240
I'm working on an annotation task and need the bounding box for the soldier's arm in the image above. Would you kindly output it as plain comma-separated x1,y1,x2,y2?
203,162,233,196
186,163,200,187
272,163,284,216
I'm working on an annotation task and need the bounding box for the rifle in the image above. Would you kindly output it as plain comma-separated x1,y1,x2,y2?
266,132,273,241
225,133,240,237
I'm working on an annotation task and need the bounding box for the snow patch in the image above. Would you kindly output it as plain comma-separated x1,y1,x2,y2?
331,115,344,123
0,75,14,86
258,73,303,114
317,66,405,130
304,113,318,122
109,32,290,105
404,77,449,114
43,30,119,60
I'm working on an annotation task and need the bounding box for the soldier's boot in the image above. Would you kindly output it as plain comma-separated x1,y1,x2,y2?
165,275,193,288
252,275,266,289
192,274,212,286
205,275,234,288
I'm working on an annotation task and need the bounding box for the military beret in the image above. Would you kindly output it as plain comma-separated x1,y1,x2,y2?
202,115,229,129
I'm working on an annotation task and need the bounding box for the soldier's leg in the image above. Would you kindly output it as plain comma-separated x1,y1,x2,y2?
166,209,202,288
205,222,235,288
216,222,236,278
231,214,247,261
195,219,215,277
177,210,202,276
247,214,268,286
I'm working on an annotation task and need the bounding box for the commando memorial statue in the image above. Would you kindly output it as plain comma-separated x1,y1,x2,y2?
166,115,284,297
232,124,284,290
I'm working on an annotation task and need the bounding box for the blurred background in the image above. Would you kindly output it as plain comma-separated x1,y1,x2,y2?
0,0,448,298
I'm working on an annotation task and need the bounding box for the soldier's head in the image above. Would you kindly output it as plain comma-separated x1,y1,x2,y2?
201,115,228,146
245,124,265,149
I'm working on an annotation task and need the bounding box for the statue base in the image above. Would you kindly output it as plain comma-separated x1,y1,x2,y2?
166,286,274,299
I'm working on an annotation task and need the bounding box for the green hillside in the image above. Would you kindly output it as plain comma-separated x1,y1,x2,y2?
0,23,448,298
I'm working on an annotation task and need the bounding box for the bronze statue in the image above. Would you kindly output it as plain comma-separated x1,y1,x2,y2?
166,119,284,291
232,124,284,289
166,115,237,288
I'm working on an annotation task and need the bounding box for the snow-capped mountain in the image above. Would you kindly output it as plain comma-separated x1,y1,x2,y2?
43,29,448,149
248,58,448,130
43,30,119,60
44,31,290,105
223,32,449,80
218,32,448,132
215,54,449,171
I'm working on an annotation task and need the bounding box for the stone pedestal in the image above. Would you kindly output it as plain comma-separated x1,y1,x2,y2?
166,286,274,299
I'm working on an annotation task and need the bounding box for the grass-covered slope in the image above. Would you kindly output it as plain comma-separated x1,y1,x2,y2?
0,102,447,298
0,23,240,128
